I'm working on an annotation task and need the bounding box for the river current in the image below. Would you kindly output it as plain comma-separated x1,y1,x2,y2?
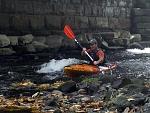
0,48,150,95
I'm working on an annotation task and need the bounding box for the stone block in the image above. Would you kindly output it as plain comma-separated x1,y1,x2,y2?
96,17,108,28
11,15,30,31
75,16,88,29
0,14,10,29
118,18,130,29
135,29,150,35
1,0,15,13
32,0,52,14
133,16,150,23
45,15,62,29
29,15,45,30
103,7,114,17
133,8,150,16
108,18,120,29
88,17,96,28
136,23,150,29
15,0,33,14
84,5,92,16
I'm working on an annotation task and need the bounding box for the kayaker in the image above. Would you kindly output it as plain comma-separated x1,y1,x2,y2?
81,39,106,66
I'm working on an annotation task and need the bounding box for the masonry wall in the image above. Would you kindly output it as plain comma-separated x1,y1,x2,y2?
0,0,133,35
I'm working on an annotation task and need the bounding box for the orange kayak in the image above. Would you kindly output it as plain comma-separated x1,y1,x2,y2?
64,63,117,78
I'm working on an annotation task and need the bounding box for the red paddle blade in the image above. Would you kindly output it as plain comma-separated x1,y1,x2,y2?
64,25,75,39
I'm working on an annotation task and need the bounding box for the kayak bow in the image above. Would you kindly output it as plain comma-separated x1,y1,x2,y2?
64,63,117,77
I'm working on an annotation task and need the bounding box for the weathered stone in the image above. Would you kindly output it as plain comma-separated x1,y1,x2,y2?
8,36,18,46
58,81,77,93
15,0,33,14
0,14,10,29
12,15,29,30
96,17,108,28
130,34,142,43
136,23,150,29
0,48,15,55
33,36,46,44
29,15,45,30
32,0,52,14
133,8,150,16
88,17,96,28
45,35,64,49
133,16,150,23
0,35,10,47
18,34,34,45
32,41,48,52
75,16,88,29
45,15,62,29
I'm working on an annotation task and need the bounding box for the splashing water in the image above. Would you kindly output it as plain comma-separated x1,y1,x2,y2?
37,58,87,73
127,48,150,54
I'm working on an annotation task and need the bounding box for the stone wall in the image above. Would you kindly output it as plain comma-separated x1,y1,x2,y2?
132,0,150,41
0,0,133,35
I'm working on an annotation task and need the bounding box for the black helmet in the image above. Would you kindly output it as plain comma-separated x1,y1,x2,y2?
89,39,97,45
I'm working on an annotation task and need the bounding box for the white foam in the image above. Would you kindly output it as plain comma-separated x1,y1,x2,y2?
127,48,150,54
37,58,87,73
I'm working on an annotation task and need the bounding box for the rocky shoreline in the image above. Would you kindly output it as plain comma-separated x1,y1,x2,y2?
0,74,149,113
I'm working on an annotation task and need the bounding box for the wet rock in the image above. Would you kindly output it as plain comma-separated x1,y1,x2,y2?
143,102,150,113
127,42,144,49
18,34,34,45
0,34,10,47
8,36,18,46
58,81,77,93
112,78,132,89
78,89,87,95
81,96,92,103
0,48,15,55
54,109,62,113
45,96,58,107
32,41,48,52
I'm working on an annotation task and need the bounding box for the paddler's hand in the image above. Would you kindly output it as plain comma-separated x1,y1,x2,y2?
93,61,99,65
81,48,87,55
82,48,87,52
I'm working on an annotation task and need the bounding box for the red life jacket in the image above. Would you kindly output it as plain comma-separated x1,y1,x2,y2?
87,48,106,65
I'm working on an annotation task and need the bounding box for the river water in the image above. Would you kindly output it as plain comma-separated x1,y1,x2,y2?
0,48,150,95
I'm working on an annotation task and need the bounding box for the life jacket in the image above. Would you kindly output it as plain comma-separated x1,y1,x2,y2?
88,48,106,66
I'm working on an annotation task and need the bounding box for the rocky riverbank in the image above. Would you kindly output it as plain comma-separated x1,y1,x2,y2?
0,30,146,56
0,74,149,113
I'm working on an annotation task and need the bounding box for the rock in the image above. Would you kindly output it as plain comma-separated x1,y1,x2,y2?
32,41,48,52
18,34,34,45
112,78,132,89
0,35,10,47
58,81,77,93
128,42,144,49
0,48,15,55
8,36,18,46
45,96,58,106
130,34,142,43
45,35,63,49
78,89,87,95
81,96,92,103
54,109,62,113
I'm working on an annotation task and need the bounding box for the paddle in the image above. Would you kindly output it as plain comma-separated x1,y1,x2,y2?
64,25,94,62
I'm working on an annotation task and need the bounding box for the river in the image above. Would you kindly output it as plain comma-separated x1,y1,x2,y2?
0,48,150,96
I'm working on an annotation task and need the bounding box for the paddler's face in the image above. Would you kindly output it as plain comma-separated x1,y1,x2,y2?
90,43,97,50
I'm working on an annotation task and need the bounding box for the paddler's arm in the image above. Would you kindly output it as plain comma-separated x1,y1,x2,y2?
81,48,90,56
93,50,105,65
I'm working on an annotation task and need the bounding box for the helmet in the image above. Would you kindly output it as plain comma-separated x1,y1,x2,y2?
89,39,97,45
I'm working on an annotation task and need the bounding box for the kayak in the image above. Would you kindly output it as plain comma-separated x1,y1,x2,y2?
64,63,117,77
